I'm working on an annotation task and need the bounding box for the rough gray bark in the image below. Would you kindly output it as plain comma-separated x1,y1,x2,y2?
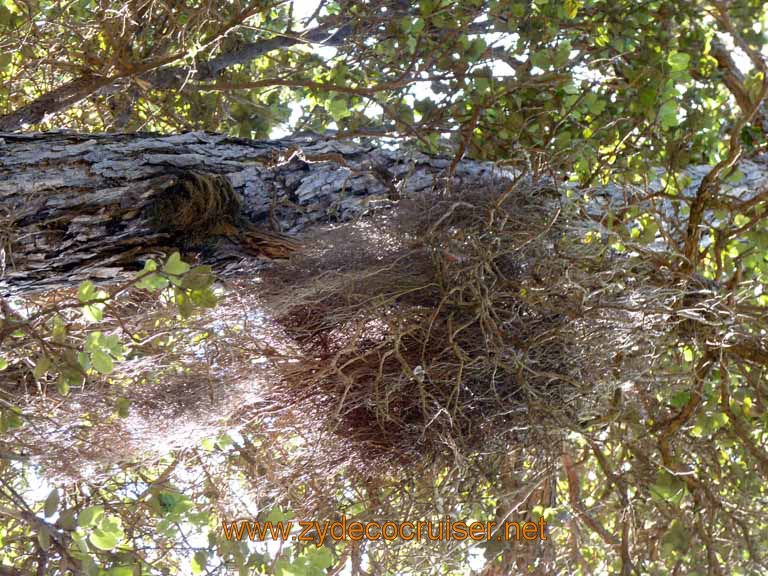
0,131,511,294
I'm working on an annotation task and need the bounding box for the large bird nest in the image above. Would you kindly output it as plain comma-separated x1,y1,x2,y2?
260,178,629,466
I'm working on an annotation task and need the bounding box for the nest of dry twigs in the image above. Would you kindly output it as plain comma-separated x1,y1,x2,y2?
260,178,626,466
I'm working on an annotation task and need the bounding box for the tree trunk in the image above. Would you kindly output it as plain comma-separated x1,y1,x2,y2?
0,131,507,294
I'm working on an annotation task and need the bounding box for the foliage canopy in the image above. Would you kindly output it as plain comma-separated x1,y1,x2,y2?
1,0,768,575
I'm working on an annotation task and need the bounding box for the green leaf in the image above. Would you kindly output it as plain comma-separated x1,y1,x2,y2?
90,516,124,551
78,280,98,303
141,259,158,272
0,408,23,432
658,100,679,129
37,527,51,550
467,38,487,61
85,332,102,352
637,85,657,109
182,266,214,290
307,547,333,569
90,350,114,374
82,304,104,322
136,272,169,291
700,411,729,434
510,2,525,17
725,168,745,183
639,219,659,243
552,41,571,68
136,260,169,291
115,397,131,418
156,492,176,513
192,550,208,575
275,558,306,576
0,52,12,71
51,315,67,343
102,334,124,358
667,51,690,71
216,433,233,449
662,519,689,553
163,252,190,277
530,49,550,69
169,495,194,516
72,532,89,554
44,489,59,518
84,558,99,576
174,289,194,318
328,98,351,122
650,470,686,504
57,374,72,396
586,96,606,116
33,355,52,379
90,529,119,551
108,567,134,576
190,288,217,308
0,358,7,371
58,509,77,531
78,505,104,528
670,390,691,408
564,0,580,18
266,506,288,523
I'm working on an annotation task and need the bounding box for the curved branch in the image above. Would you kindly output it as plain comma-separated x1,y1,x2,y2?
0,21,351,132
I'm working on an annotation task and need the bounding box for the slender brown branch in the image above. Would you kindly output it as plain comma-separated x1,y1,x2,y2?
561,452,620,549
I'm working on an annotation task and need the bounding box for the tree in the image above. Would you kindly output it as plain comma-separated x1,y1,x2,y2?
1,1,768,575
0,131,506,293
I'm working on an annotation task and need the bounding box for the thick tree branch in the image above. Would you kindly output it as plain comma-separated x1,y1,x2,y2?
711,1,767,74
0,131,511,294
197,22,353,80
0,75,113,132
718,362,768,479
681,3,768,270
0,21,350,132
561,452,620,550
682,69,768,269
709,39,754,116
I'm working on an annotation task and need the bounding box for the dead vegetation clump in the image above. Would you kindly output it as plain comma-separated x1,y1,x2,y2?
260,178,626,466
145,172,244,241
144,171,302,259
